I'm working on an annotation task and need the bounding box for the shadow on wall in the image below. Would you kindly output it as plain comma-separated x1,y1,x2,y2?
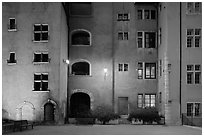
2,109,9,119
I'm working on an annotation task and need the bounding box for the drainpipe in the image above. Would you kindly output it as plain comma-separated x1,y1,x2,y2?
179,2,182,118
111,2,115,112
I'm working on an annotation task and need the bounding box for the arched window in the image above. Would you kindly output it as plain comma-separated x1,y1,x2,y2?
71,30,91,46
71,61,90,75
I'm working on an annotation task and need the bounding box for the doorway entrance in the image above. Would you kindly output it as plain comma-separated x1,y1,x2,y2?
44,103,55,121
70,92,90,117
118,97,129,115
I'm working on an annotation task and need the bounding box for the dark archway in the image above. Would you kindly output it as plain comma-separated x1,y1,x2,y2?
70,92,90,117
44,103,54,122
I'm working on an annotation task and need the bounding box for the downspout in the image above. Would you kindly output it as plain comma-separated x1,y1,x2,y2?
179,2,182,118
112,2,115,112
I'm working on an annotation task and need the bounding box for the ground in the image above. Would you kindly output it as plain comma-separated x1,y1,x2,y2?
5,124,202,135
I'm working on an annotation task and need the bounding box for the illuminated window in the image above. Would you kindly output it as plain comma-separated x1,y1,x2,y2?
138,62,143,79
137,94,143,108
145,63,156,79
71,61,90,75
34,73,49,91
145,94,156,107
71,30,91,46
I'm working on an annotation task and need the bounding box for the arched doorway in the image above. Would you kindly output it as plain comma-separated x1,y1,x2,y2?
70,92,90,117
44,103,54,121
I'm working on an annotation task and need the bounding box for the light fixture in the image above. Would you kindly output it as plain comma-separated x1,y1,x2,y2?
104,68,108,80
63,59,70,65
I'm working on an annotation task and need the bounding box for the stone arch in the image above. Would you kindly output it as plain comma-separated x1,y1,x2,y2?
71,29,92,46
71,89,94,110
70,59,92,76
16,101,35,121
40,98,58,122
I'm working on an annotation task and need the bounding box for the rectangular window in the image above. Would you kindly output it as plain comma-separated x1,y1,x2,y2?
137,32,143,48
124,63,129,71
138,62,143,79
187,72,193,84
195,29,201,47
123,13,130,21
34,73,49,91
8,18,17,31
138,10,143,19
145,32,156,48
195,64,201,84
187,64,201,84
118,63,123,71
7,52,16,64
145,63,156,79
159,60,162,77
187,103,193,116
187,2,201,14
137,94,143,108
34,24,49,42
145,94,156,107
118,32,123,40
118,32,128,40
187,65,194,71
187,103,201,117
34,52,49,63
117,14,123,21
186,29,202,48
151,10,156,19
144,10,150,19
158,28,162,45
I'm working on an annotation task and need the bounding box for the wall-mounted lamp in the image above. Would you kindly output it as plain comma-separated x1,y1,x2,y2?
63,59,70,65
104,68,108,80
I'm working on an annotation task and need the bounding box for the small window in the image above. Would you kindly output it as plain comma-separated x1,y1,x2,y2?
7,52,17,64
34,52,49,63
123,13,130,21
138,62,143,79
33,24,49,42
144,10,150,19
138,10,143,19
117,14,123,21
72,30,91,46
137,32,143,48
124,63,129,71
187,103,193,116
187,2,201,14
187,65,194,71
151,10,156,19
187,103,201,117
195,103,201,116
71,61,90,75
8,18,17,31
118,32,123,40
137,94,143,108
118,32,129,40
124,32,128,40
159,60,162,77
118,63,128,72
187,72,193,84
34,73,49,91
195,65,201,71
145,63,156,79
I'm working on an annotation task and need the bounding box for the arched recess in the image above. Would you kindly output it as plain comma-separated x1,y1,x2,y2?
71,89,94,111
71,29,92,46
70,59,91,76
16,101,35,121
40,98,58,122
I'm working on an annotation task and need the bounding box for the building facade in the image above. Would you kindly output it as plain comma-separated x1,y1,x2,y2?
2,2,202,126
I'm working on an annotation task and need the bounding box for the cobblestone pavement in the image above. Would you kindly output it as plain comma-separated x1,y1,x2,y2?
5,124,202,135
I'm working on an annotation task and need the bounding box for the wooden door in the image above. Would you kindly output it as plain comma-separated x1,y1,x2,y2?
118,97,128,115
44,103,54,121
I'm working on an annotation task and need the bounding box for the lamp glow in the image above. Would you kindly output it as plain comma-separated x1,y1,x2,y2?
63,59,70,64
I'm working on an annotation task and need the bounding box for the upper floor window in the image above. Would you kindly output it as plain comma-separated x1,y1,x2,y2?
137,62,143,79
70,2,92,16
118,63,129,72
33,73,49,91
118,32,129,40
117,13,130,21
187,2,201,14
71,30,91,46
138,9,156,20
186,28,201,48
145,63,156,79
7,52,17,64
71,61,90,75
33,52,49,63
186,64,201,84
8,18,17,31
137,31,156,48
33,24,49,42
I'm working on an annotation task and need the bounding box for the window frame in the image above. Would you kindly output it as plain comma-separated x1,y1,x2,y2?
137,31,157,48
33,72,49,92
145,63,156,79
118,31,129,41
33,52,50,64
137,62,143,79
7,52,17,65
144,94,156,108
137,94,143,108
8,18,17,31
117,13,130,21
138,9,156,20
33,24,49,42
186,102,201,117
71,29,92,46
70,60,91,76
118,63,129,72
186,2,201,15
